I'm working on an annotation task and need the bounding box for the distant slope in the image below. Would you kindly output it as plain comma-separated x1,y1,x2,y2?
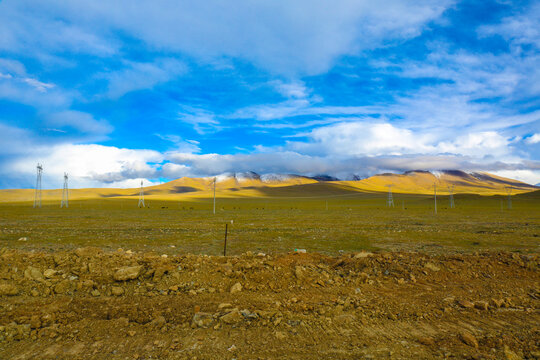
340,170,537,195
0,170,537,203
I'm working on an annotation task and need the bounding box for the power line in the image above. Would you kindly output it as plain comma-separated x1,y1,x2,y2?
138,180,145,208
386,185,394,207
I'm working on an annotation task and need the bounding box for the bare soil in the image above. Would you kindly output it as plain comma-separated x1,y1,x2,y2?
0,248,538,359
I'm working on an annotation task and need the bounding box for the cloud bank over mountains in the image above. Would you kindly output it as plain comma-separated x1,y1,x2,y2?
0,1,539,188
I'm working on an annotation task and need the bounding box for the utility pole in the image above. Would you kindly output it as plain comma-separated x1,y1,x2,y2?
505,186,512,209
33,163,43,208
448,185,455,209
213,177,216,215
61,172,68,208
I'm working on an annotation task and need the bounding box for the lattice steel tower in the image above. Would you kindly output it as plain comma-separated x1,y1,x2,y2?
138,180,145,208
61,173,69,208
386,185,394,207
448,185,455,209
33,163,43,208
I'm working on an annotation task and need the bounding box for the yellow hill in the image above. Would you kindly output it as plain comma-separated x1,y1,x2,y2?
0,170,536,203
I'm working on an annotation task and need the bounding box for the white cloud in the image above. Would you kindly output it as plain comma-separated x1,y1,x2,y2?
526,133,540,144
103,58,187,98
6,143,163,188
0,0,453,75
46,110,113,135
177,106,221,134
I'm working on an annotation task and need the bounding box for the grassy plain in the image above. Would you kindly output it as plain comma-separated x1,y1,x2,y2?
1,190,539,255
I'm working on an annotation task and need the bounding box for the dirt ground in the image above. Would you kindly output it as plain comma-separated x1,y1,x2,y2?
0,247,538,359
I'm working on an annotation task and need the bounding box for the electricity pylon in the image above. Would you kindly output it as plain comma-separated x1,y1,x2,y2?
138,180,145,208
33,163,43,208
61,173,68,208
386,185,394,207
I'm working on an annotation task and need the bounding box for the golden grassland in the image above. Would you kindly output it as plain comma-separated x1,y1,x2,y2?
1,189,538,255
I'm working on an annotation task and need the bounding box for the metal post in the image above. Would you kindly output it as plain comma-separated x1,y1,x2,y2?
223,223,228,256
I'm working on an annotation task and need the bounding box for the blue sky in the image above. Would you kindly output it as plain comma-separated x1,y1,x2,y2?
1,0,539,189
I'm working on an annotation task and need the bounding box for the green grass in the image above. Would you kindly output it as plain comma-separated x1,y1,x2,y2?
1,192,539,255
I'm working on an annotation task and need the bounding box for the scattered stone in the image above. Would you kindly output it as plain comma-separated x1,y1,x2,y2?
460,332,478,348
43,269,56,279
111,286,125,296
503,345,522,360
474,301,489,311
114,266,143,281
221,309,243,325
490,298,505,308
227,344,237,352
417,336,435,346
91,289,101,297
354,251,373,258
192,312,213,328
30,315,41,329
230,282,242,294
218,303,233,310
275,331,286,339
127,330,136,337
54,280,70,294
458,300,475,309
18,237,27,241
424,263,440,272
149,316,166,328
24,266,44,281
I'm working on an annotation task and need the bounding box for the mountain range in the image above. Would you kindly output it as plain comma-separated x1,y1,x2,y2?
0,170,537,203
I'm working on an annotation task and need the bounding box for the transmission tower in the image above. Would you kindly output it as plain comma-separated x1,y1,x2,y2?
386,185,394,207
138,180,145,208
33,163,43,208
505,186,512,210
61,173,69,208
448,185,455,209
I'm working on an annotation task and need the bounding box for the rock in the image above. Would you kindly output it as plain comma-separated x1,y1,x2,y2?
460,332,478,348
240,309,258,320
474,301,489,311
417,336,435,346
230,282,242,294
114,266,143,281
43,269,56,279
149,316,166,328
0,283,19,296
220,309,243,325
227,344,237,352
18,237,27,241
54,280,71,294
354,252,373,258
218,303,233,311
424,262,440,272
24,266,44,281
503,345,522,360
458,300,475,309
490,298,505,308
74,247,103,257
192,312,213,328
30,315,41,329
275,331,286,339
91,289,101,297
111,286,125,296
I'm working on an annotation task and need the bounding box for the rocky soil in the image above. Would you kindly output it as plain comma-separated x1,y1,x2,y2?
0,248,538,359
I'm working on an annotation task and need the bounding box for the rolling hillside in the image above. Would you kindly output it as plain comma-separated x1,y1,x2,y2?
0,170,537,203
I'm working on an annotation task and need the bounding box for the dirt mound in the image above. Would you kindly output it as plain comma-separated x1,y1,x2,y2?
0,248,538,359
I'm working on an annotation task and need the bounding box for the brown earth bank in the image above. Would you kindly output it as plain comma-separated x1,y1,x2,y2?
0,248,538,359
